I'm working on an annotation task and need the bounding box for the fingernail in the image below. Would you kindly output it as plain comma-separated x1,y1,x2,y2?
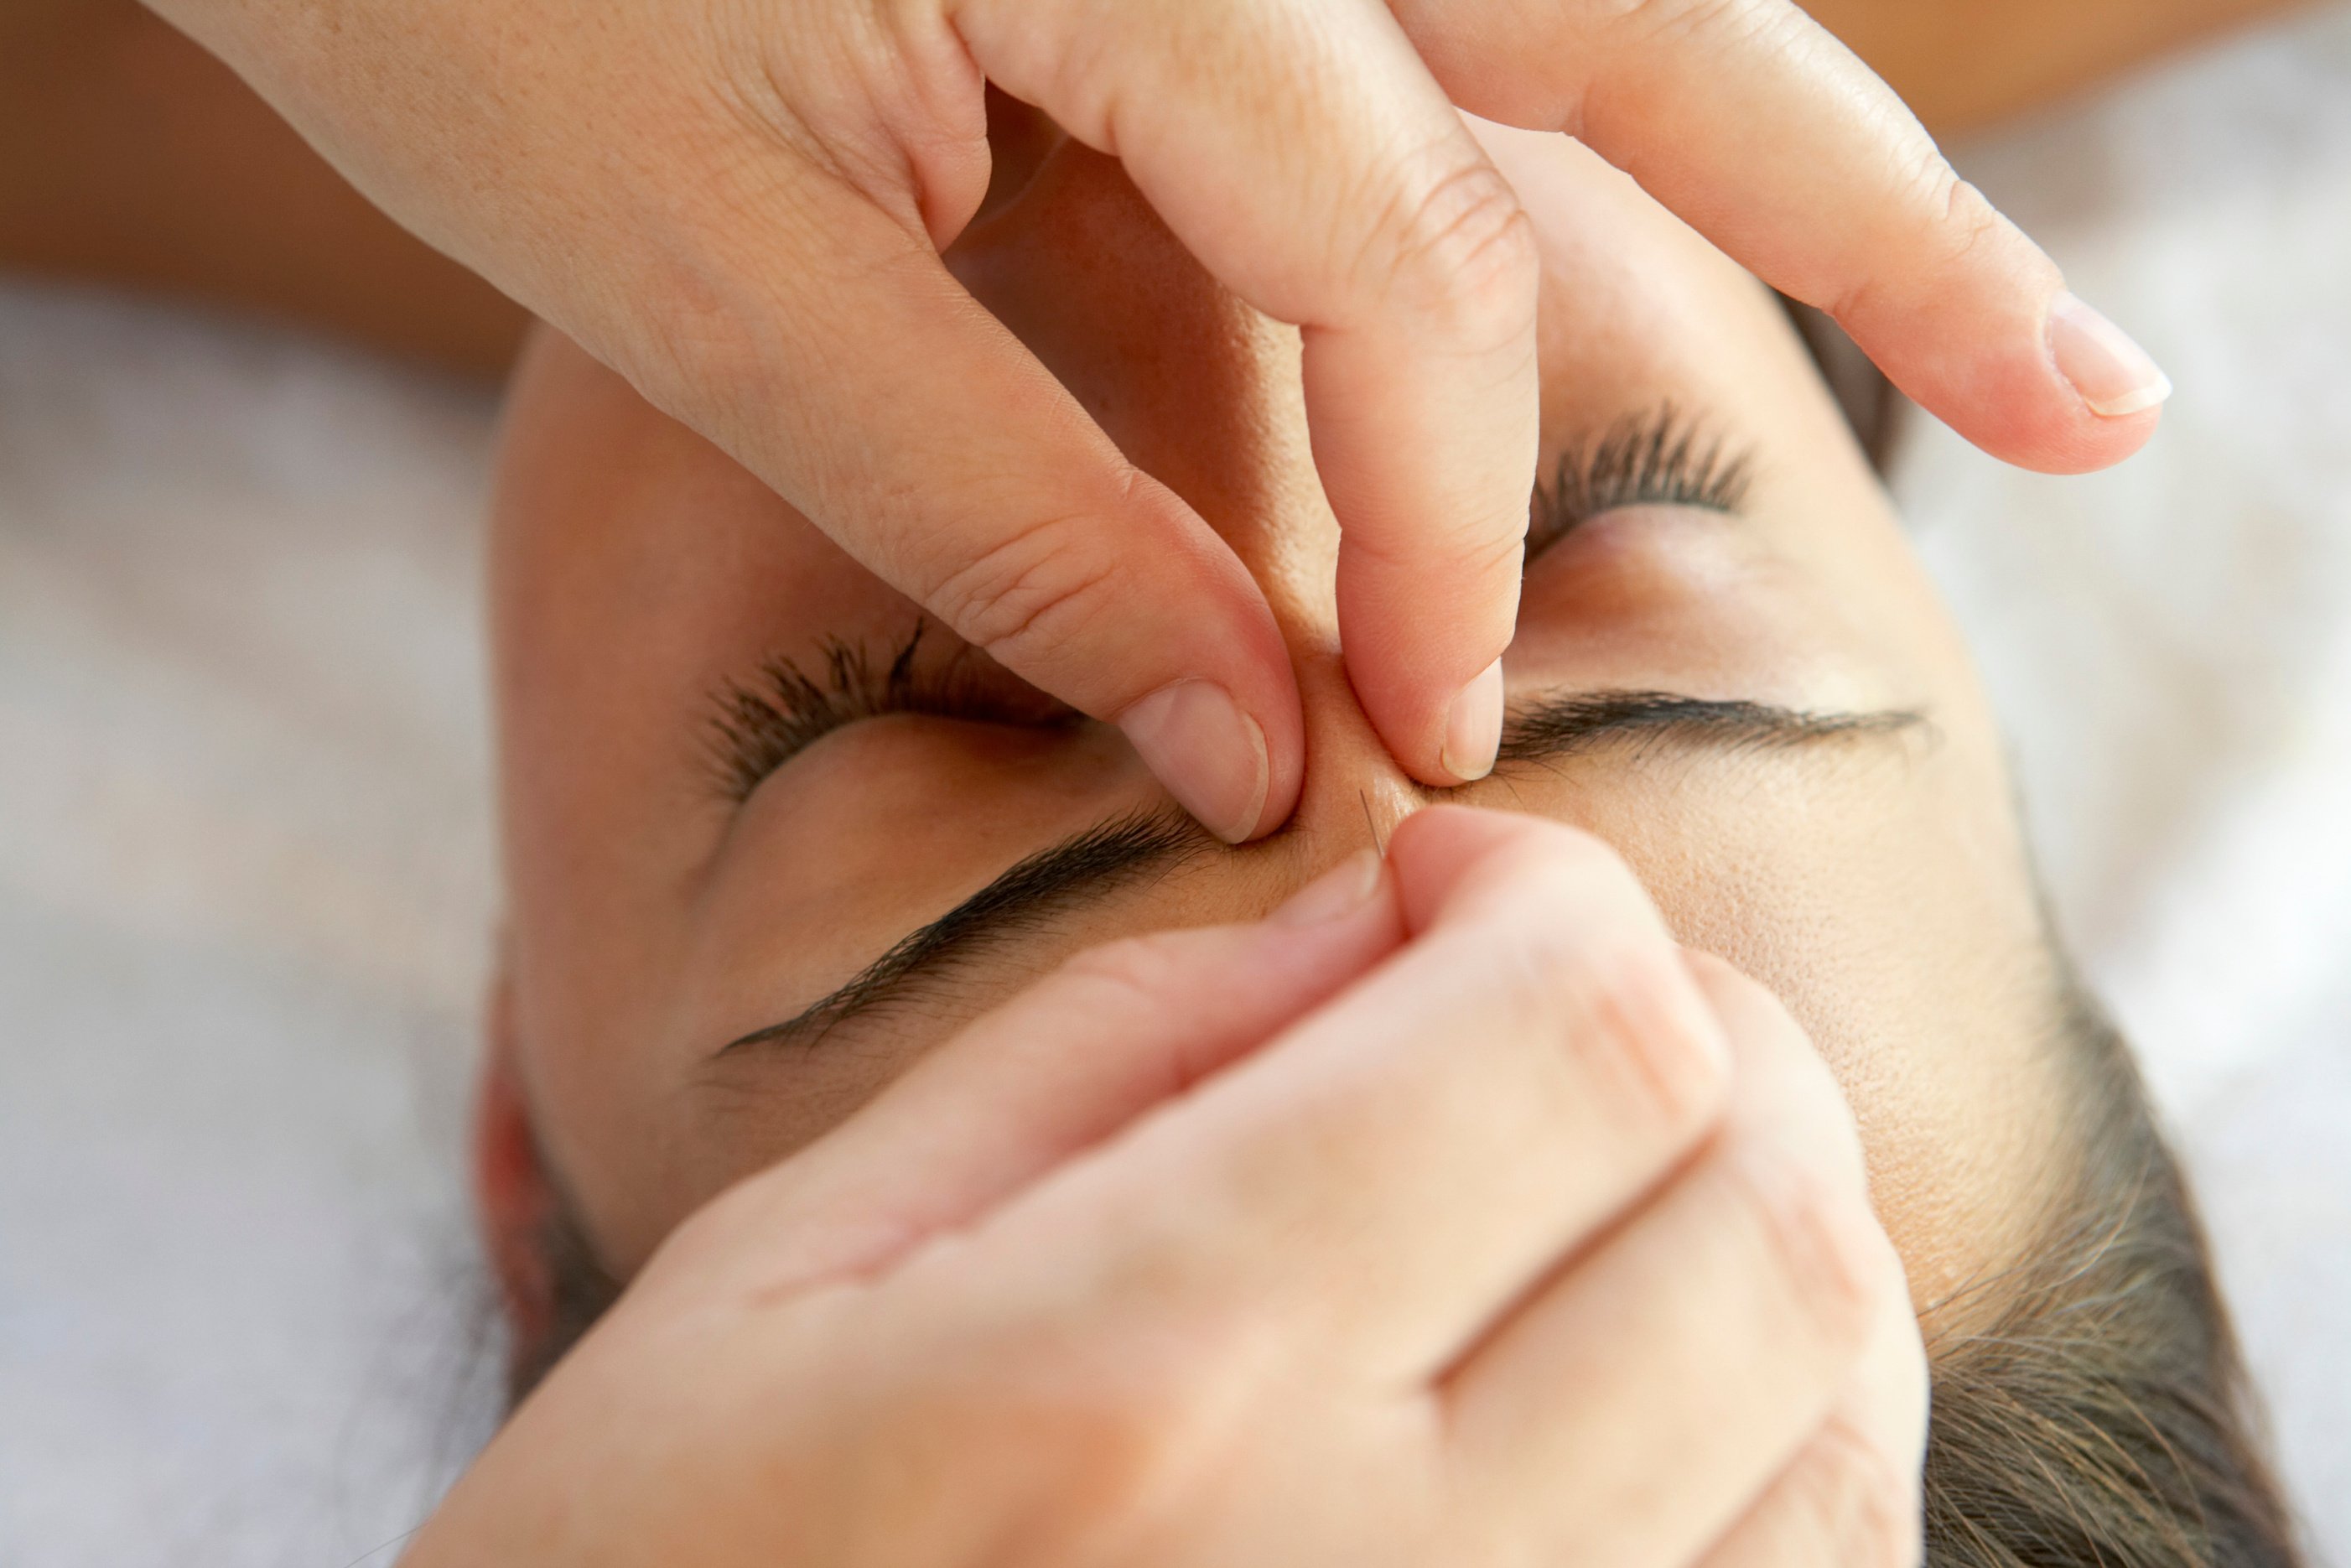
1269,849,1384,927
2048,292,2172,418
1440,659,1505,783
1120,681,1270,844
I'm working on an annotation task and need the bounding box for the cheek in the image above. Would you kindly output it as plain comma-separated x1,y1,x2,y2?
506,936,695,1279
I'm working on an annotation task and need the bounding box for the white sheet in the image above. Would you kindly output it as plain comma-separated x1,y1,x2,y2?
0,299,501,1564
3,8,2346,1560
1895,8,2351,1548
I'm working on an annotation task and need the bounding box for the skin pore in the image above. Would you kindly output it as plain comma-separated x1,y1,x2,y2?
485,117,2063,1321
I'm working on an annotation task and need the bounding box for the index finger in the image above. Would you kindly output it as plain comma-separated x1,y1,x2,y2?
952,0,1543,789
1393,0,2170,475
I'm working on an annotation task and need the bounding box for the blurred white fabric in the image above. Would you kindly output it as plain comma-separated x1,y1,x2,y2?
2,5,2346,1561
1895,5,2351,1552
0,302,502,1565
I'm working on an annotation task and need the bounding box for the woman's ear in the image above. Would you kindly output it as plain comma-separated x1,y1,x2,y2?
473,965,558,1351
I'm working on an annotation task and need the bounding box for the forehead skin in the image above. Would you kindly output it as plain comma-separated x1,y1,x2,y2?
489,123,2061,1311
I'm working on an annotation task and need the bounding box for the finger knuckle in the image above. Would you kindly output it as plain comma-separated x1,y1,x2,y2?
1693,954,1872,1183
1379,154,1539,348
1452,832,1729,1140
1787,1420,1923,1568
922,501,1132,673
1605,0,1770,49
1908,150,2003,262
1726,1137,1887,1351
1011,1381,1186,1523
1483,949,1723,1155
1765,1027,1876,1183
1828,150,2010,329
1339,500,1531,578
994,1316,1266,1538
1564,938,1726,1131
1677,947,1767,1012
1523,815,1645,898
1881,147,2006,278
1936,174,2010,271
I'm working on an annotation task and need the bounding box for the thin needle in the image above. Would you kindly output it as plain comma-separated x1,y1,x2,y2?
1359,788,1388,856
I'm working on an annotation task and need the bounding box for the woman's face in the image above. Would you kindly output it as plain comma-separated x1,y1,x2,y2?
488,120,2060,1313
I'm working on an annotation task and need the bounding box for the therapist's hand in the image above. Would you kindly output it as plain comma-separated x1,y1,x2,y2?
155,0,2165,844
406,809,1928,1567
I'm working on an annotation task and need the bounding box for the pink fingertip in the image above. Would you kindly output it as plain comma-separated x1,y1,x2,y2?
2049,292,2173,419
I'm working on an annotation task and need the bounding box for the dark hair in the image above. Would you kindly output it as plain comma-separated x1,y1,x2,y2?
1919,980,2302,1564
505,1178,620,1408
501,969,2306,1567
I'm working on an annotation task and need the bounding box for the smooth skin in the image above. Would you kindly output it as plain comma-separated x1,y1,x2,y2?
415,810,1927,1567
143,0,2169,840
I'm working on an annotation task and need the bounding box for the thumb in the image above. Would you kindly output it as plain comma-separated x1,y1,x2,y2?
651,852,1402,1299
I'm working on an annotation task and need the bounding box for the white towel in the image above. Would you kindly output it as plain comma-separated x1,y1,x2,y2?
0,294,502,1565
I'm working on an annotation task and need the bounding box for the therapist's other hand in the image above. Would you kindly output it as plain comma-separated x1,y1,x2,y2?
407,809,1926,1567
158,0,2164,842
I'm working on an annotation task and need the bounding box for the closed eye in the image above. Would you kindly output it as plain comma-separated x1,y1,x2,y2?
1528,405,1755,561
706,624,1080,803
710,408,1750,802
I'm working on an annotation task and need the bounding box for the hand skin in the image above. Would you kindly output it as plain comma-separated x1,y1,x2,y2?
406,809,1927,1568
142,0,2165,843
8,0,2288,372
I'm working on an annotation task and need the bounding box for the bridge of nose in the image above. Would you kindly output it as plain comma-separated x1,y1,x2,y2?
955,138,1434,862
956,143,1339,603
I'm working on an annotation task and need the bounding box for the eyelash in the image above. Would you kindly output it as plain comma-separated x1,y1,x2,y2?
707,626,1072,803
709,408,1753,802
1529,406,1755,558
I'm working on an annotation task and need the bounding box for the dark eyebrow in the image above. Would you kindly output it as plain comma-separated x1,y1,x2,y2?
1496,689,1928,768
715,690,1927,1061
715,807,1213,1057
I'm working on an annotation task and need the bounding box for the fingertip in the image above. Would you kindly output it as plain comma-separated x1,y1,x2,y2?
1336,569,1521,792
1113,657,1303,844
1382,799,1516,866
1812,171,2168,476
1678,948,1783,1034
1956,371,2166,478
1267,849,1388,928
1381,802,1580,931
1244,681,1306,841
2049,291,2172,419
2016,290,2169,472
2024,403,2165,477
1438,657,1506,785
1862,285,2171,477
1348,642,1517,792
1119,681,1274,844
